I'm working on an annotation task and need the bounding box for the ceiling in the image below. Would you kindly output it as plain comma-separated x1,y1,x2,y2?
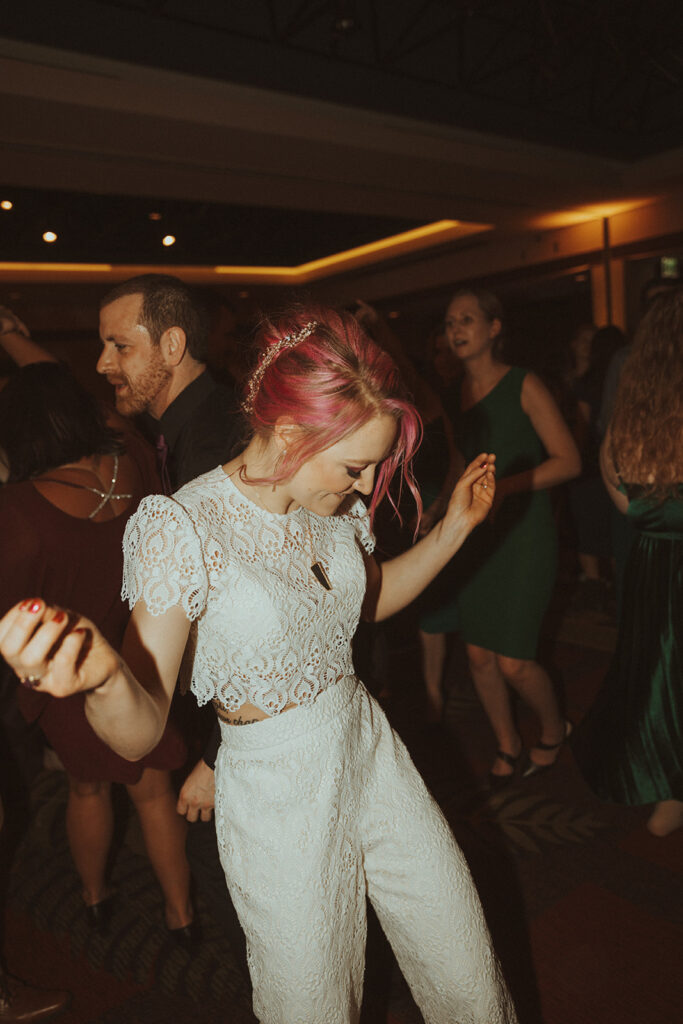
4,0,683,159
0,1,682,277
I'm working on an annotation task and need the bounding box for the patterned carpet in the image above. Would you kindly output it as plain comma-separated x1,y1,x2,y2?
6,769,256,1023
4,600,682,1024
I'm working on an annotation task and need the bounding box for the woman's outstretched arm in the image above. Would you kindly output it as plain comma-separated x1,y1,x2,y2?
362,452,495,622
0,598,191,760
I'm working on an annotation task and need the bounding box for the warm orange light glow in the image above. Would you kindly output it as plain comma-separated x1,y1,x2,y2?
42,231,58,243
148,212,162,221
294,220,464,273
0,220,491,285
162,234,176,246
213,220,490,283
0,263,113,272
1,200,13,211
529,199,655,230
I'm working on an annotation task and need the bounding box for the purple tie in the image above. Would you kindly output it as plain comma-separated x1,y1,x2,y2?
156,433,173,496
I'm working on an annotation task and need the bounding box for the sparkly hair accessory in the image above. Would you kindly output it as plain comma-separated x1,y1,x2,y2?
242,321,318,414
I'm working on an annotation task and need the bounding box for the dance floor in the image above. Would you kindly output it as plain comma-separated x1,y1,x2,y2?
3,592,681,1024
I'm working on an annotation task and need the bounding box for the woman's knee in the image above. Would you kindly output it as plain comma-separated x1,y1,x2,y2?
68,777,110,799
466,644,496,672
497,654,533,684
126,767,173,806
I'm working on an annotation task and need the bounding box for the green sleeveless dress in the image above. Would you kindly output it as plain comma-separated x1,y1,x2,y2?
449,366,557,659
572,488,683,804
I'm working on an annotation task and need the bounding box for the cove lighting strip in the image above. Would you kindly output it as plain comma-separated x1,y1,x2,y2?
0,220,490,283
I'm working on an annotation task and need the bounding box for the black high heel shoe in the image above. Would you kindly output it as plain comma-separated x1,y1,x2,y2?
522,720,573,778
167,919,202,951
488,749,523,791
85,894,115,931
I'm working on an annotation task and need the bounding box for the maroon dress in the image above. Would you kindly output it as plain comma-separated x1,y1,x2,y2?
0,433,186,782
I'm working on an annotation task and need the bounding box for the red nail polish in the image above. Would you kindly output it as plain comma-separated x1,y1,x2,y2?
53,611,66,624
480,461,488,468
27,600,41,614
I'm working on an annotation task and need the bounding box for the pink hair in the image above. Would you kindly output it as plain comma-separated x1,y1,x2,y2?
243,305,423,526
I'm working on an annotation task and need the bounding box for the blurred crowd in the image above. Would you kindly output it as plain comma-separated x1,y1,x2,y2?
0,269,680,1022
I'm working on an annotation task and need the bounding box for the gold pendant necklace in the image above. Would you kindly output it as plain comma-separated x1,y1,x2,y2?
310,560,332,591
229,462,333,590
304,514,332,590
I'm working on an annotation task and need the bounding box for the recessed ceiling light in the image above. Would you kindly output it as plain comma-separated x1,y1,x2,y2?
42,231,58,243
162,234,176,247
1,200,13,211
149,212,162,221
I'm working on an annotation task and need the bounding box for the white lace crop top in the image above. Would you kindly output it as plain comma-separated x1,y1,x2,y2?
121,466,375,716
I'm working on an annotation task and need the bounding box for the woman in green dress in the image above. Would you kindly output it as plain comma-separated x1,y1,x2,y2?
572,289,683,836
444,289,580,785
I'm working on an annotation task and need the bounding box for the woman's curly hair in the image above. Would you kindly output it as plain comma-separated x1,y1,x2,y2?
610,288,683,499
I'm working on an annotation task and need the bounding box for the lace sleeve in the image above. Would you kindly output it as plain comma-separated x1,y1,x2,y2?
342,496,376,555
121,494,208,620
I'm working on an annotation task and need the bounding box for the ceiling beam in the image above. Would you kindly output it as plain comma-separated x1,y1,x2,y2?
0,36,637,230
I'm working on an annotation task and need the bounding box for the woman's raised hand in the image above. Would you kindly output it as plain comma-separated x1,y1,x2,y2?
444,453,496,532
0,599,119,697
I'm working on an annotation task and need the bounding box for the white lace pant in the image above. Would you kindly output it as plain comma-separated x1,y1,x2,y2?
214,676,517,1024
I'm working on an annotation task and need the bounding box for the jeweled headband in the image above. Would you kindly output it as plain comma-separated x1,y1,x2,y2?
241,321,318,415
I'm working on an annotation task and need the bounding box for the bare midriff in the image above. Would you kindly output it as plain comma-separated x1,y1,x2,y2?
212,698,296,726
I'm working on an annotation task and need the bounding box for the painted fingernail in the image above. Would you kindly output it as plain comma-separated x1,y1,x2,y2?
53,611,66,624
480,461,488,468
72,627,88,634
21,600,42,614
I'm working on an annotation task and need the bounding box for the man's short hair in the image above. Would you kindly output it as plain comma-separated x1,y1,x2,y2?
100,274,209,361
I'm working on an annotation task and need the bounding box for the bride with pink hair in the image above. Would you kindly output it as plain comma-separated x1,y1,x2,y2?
1,305,516,1024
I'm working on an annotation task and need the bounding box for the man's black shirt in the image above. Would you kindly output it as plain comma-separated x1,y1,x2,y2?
145,370,244,490
138,369,244,770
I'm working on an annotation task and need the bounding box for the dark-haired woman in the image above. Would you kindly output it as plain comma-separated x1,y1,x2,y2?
0,309,516,1023
572,289,683,837
444,290,581,784
0,363,193,933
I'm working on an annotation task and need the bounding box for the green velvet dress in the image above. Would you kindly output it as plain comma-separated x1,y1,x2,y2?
572,488,683,804
432,366,557,657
